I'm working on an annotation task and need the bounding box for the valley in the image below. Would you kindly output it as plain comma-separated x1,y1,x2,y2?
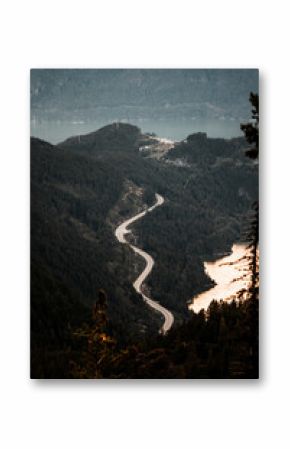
115,193,174,334
31,121,258,377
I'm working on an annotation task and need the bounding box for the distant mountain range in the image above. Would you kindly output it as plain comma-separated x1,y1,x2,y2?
31,69,258,123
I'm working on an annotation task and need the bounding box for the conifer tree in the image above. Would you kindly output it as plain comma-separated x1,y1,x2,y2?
240,92,259,300
240,92,259,377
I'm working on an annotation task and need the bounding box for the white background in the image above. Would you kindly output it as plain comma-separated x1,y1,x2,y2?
0,1,289,448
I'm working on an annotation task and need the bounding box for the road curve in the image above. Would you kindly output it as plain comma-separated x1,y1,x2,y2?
115,193,174,334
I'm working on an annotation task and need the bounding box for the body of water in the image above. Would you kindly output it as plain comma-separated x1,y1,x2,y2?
189,244,251,314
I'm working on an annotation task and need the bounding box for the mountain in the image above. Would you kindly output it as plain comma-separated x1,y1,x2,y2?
31,133,162,377
31,123,258,377
31,69,258,123
58,123,142,153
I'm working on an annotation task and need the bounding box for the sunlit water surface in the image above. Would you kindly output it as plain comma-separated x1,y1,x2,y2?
189,244,251,314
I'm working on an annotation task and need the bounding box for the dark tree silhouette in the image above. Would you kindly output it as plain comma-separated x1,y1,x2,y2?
241,92,259,298
241,92,259,300
241,92,259,160
240,92,259,377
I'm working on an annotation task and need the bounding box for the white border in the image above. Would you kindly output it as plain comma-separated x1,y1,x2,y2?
1,1,289,448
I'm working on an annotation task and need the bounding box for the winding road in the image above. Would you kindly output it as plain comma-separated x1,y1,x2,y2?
115,193,174,334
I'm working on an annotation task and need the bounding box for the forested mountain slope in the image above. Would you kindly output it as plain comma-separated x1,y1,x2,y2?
31,135,162,376
31,123,258,377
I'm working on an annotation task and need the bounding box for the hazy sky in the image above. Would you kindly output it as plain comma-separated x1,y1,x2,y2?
31,69,258,143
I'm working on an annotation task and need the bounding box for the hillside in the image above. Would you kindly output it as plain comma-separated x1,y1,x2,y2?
58,123,142,153
31,135,162,377
31,123,258,377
